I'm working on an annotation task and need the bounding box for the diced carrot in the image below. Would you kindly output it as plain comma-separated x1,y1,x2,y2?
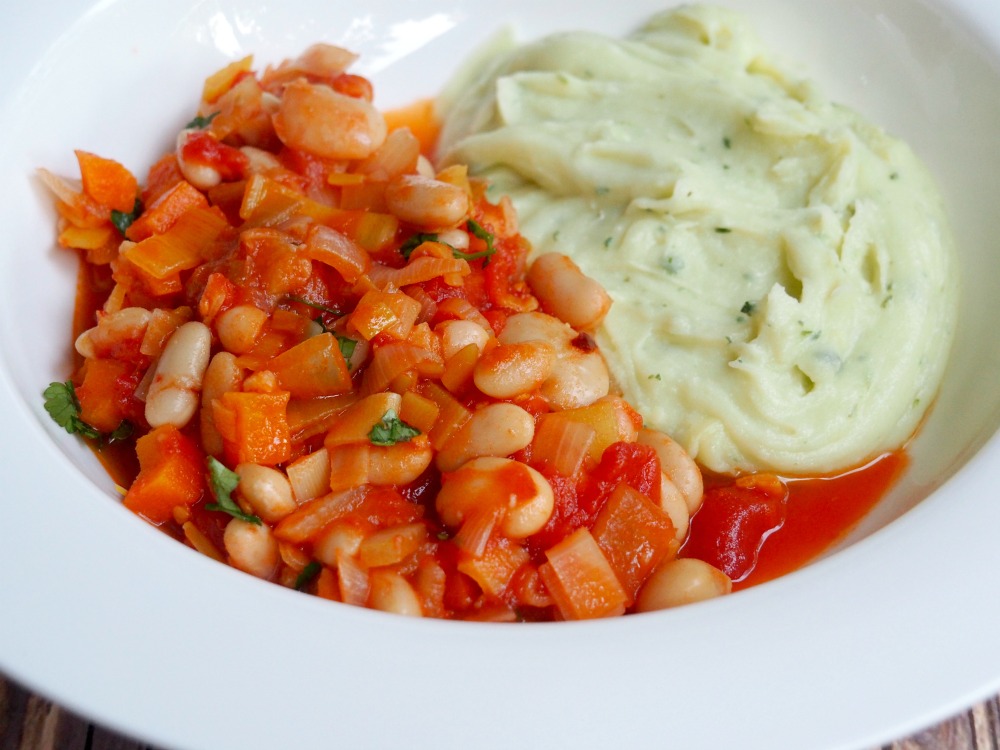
268,333,352,398
347,289,421,341
591,483,677,605
218,390,292,465
76,358,143,432
126,180,210,241
75,150,138,213
398,390,439,435
539,528,627,620
123,425,206,524
440,343,479,395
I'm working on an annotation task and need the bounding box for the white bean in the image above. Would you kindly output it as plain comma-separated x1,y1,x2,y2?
224,519,279,580
235,464,297,523
384,174,470,231
145,321,212,429
473,341,555,399
436,403,535,472
659,474,690,544
436,319,490,360
635,558,732,612
368,570,423,617
527,253,612,331
215,304,268,355
638,429,704,514
436,457,554,539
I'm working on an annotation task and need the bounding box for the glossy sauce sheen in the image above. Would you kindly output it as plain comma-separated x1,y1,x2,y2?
703,452,907,591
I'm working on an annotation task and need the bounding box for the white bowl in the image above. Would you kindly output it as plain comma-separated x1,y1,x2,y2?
2,1,1000,748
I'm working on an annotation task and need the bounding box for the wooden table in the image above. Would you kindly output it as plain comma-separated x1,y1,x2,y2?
1,673,997,750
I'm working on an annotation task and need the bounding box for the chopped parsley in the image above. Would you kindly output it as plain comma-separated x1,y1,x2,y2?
43,381,132,444
337,334,357,364
185,111,219,129
741,301,757,316
368,409,420,446
648,373,662,381
399,223,497,265
205,457,261,525
294,561,322,591
400,232,442,260
110,197,143,237
723,136,732,149
715,227,732,234
288,296,340,317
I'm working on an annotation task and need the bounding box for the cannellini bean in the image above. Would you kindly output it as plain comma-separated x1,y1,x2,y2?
638,429,704,514
273,79,386,160
540,340,611,411
145,321,212,429
384,174,470,230
368,570,423,617
176,130,221,191
240,145,283,175
416,154,436,178
75,307,151,359
200,351,243,458
235,464,297,523
436,227,471,252
313,520,366,568
436,457,555,539
224,519,280,580
473,341,555,399
366,437,434,486
216,304,268,354
635,558,732,612
437,319,490,360
527,253,612,331
498,312,610,410
436,403,535,472
660,474,690,544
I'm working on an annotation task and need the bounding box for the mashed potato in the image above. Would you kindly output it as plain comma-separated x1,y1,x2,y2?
437,5,958,476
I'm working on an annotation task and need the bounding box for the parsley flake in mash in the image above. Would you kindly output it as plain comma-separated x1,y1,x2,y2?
437,5,958,475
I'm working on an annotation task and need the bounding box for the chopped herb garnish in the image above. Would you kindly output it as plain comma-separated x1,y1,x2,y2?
603,236,613,248
741,301,756,316
294,561,322,591
715,227,732,234
110,197,143,237
337,334,357,364
185,111,219,129
107,421,135,443
288,296,340,316
205,457,261,525
723,136,732,149
466,219,497,265
43,381,101,439
368,409,420,447
648,373,662,381
400,232,442,260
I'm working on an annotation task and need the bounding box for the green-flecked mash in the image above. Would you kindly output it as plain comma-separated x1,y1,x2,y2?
437,5,958,476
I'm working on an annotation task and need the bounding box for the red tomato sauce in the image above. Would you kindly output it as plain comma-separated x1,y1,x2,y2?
686,451,907,591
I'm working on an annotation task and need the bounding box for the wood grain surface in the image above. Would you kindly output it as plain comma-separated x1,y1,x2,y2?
1,672,998,750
